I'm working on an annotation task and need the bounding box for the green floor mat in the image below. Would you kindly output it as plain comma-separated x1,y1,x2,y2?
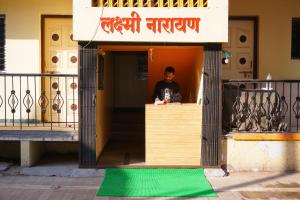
96,168,217,197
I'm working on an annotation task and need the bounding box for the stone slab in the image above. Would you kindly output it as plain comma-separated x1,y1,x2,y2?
0,130,78,141
20,166,103,177
0,162,13,171
204,168,227,177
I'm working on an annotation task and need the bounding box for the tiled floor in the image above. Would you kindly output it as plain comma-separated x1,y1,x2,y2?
97,110,145,168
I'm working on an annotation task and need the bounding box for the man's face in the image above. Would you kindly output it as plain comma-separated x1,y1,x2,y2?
164,72,175,83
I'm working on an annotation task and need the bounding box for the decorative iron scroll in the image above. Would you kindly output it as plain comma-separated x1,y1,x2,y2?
230,89,288,132
0,95,3,108
293,96,300,121
38,91,49,114
53,90,64,114
23,90,33,113
8,90,18,114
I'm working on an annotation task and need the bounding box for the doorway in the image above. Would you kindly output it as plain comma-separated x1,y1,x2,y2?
95,45,204,168
222,18,257,80
97,52,147,167
41,16,78,124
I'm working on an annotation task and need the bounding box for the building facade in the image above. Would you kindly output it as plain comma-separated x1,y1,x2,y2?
0,0,299,171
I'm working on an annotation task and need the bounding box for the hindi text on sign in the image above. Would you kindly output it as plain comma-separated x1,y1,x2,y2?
100,11,200,34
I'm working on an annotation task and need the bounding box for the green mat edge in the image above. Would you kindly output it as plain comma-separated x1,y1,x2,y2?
96,168,218,198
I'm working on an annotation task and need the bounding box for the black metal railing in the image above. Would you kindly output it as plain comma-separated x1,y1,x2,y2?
0,73,78,130
223,80,300,133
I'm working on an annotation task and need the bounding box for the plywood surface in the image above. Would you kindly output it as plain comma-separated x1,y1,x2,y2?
146,103,202,166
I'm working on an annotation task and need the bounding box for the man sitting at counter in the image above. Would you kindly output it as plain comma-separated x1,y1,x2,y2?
152,66,182,104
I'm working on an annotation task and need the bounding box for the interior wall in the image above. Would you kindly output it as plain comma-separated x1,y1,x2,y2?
188,47,204,103
147,47,203,103
96,52,114,159
113,53,147,108
229,0,300,79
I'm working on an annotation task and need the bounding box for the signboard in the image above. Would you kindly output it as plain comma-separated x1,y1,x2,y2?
73,0,228,43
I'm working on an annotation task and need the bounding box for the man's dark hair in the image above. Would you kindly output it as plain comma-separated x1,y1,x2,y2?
165,66,175,74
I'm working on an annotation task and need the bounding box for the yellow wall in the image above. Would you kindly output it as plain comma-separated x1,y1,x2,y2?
229,0,300,79
189,48,203,103
96,52,114,159
0,0,72,73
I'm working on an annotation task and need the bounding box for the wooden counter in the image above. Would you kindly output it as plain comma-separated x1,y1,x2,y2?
145,103,202,166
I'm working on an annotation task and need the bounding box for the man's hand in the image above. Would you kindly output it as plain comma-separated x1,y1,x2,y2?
164,99,171,103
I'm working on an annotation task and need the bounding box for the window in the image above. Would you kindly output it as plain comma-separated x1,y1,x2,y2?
292,18,300,59
0,15,5,71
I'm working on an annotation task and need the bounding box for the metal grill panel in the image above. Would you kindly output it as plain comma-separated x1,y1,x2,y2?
79,43,97,168
202,44,222,167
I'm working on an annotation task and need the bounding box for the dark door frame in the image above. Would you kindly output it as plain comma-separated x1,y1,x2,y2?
78,42,222,168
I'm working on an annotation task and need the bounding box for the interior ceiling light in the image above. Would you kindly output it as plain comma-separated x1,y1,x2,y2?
149,48,154,62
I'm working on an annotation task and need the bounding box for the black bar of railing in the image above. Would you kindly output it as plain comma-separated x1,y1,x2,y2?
289,83,292,132
58,77,60,127
19,76,22,129
4,75,6,126
34,76,37,127
41,77,45,128
11,76,14,126
296,83,300,132
26,76,29,127
65,76,68,128
50,76,53,131
73,76,75,130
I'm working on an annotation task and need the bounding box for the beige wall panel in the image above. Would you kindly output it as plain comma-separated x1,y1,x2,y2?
229,0,300,80
0,0,72,73
226,138,300,171
146,104,202,166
